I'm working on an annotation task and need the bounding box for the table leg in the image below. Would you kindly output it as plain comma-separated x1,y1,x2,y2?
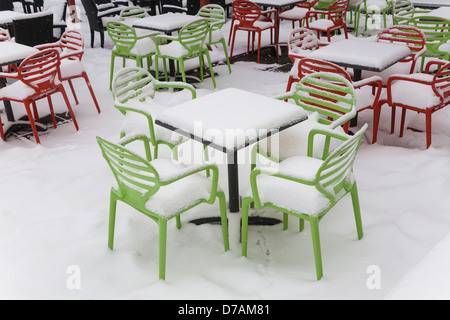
227,151,240,213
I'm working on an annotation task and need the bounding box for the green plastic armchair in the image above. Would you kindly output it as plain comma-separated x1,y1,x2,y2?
355,0,392,37
154,19,217,88
107,21,159,90
251,72,356,172
111,67,197,161
197,4,232,74
405,16,450,71
119,6,150,20
391,0,430,25
242,123,368,280
97,136,229,280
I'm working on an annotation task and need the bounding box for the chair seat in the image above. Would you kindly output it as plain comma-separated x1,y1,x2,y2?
60,59,86,78
362,61,413,85
207,29,225,44
253,19,276,30
279,7,309,20
308,19,335,30
0,80,36,100
247,156,332,216
131,37,157,56
157,41,191,58
145,158,216,218
389,73,441,109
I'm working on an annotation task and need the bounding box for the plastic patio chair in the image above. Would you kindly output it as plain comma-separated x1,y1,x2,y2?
197,4,232,74
107,21,159,90
119,6,150,20
354,0,392,37
242,123,368,280
251,72,357,171
111,67,197,161
286,58,383,143
306,0,349,42
361,25,427,85
12,11,55,46
229,0,279,64
154,19,217,88
391,0,431,25
385,60,450,149
0,49,79,144
278,0,319,28
405,16,450,72
96,136,229,280
35,30,101,114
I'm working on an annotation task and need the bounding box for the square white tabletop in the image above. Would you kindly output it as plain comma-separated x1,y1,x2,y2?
0,42,39,67
155,88,308,154
309,39,411,73
253,0,306,7
132,12,203,34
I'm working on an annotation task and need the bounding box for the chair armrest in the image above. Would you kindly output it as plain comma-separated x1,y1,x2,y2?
307,126,349,158
154,81,196,99
34,42,61,51
424,59,450,74
98,7,122,18
261,8,278,20
352,75,382,89
413,47,427,61
328,107,356,130
0,71,18,79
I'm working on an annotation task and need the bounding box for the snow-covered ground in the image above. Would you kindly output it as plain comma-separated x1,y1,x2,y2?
1,0,450,300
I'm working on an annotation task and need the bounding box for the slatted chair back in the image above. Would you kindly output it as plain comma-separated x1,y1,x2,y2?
120,6,150,20
392,0,415,24
287,27,320,62
59,30,85,60
232,0,262,28
328,0,349,26
197,4,226,40
112,67,158,105
178,19,210,53
107,21,138,55
432,63,450,104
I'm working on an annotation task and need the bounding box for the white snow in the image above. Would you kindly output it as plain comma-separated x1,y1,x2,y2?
1,0,450,300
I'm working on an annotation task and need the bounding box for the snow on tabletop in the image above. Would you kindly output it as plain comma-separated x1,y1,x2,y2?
0,42,39,65
254,0,305,6
310,39,411,71
132,13,202,31
155,88,308,151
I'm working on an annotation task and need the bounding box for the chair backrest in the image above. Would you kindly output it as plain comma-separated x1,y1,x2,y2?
288,71,356,127
80,0,102,31
328,0,349,24
297,57,352,81
120,6,150,20
392,0,415,25
160,0,186,14
97,136,160,204
178,19,210,53
287,28,320,62
59,30,85,60
13,11,55,46
197,4,226,29
431,62,450,103
405,16,450,58
111,67,159,105
376,25,426,72
18,49,61,93
232,0,262,28
0,27,10,41
316,123,367,201
107,21,138,54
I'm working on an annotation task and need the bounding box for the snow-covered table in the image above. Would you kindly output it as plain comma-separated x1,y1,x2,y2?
411,0,450,8
155,88,308,213
309,39,411,81
422,7,450,19
0,10,27,26
0,42,39,122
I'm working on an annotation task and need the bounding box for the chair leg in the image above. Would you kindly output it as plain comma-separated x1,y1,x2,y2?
257,31,262,64
426,110,432,149
82,73,101,114
159,218,167,280
351,183,364,240
47,96,57,129
310,217,323,280
90,29,94,48
68,79,79,105
372,104,381,144
108,191,118,250
24,102,41,144
399,108,407,137
218,192,229,252
241,196,253,257
204,52,216,88
219,38,232,74
59,87,79,131
0,115,4,141
110,54,116,91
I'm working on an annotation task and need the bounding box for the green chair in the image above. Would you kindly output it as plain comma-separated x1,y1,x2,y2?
154,19,217,88
107,21,159,90
242,123,368,280
97,136,229,280
119,6,150,20
111,67,197,161
251,72,356,172
355,0,392,37
197,4,232,74
391,0,430,25
405,16,450,71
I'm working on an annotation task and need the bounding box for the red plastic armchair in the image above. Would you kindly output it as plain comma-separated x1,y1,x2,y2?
386,60,450,149
36,30,101,114
291,58,383,142
306,0,349,42
229,0,278,64
279,0,319,28
0,49,79,144
363,25,426,85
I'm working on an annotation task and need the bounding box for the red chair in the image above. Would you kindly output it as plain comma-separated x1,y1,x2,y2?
229,0,278,64
291,58,383,142
306,0,349,42
279,0,319,28
363,25,427,86
0,49,79,144
386,60,450,149
36,30,101,114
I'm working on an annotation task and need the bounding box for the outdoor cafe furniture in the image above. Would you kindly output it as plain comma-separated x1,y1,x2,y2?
0,49,79,144
154,19,217,88
354,0,392,37
385,59,450,149
229,0,279,64
391,0,431,25
305,0,349,42
411,0,450,8
279,0,319,29
96,135,229,281
119,5,150,19
242,119,368,281
251,71,358,170
111,67,197,161
107,21,159,90
0,10,27,36
405,16,450,71
155,87,308,213
35,30,101,114
197,4,232,74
